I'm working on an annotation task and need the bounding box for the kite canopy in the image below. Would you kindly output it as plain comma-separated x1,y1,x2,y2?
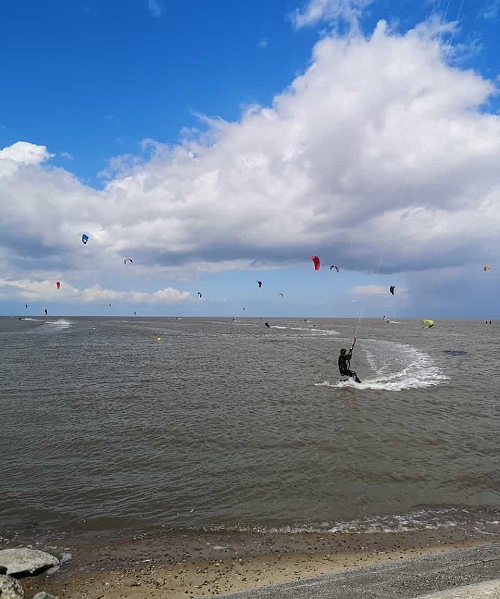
330,265,339,272
483,265,491,271
390,286,395,295
422,319,435,328
124,258,133,264
82,234,89,244
56,281,61,289
311,255,320,271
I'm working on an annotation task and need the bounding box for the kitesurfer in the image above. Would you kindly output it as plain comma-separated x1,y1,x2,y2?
338,343,361,383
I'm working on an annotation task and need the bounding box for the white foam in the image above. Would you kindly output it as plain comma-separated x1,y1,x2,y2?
205,509,500,536
316,339,447,391
327,510,500,534
44,319,73,329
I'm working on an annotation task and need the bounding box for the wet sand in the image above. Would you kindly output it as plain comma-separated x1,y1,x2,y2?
17,527,500,598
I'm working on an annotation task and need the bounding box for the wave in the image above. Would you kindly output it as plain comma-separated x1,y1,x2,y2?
42,319,73,330
315,339,447,391
201,508,500,536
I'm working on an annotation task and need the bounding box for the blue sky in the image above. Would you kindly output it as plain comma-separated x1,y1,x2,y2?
1,0,500,318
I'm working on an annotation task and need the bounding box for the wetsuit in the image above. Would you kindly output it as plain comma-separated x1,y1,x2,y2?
338,349,361,383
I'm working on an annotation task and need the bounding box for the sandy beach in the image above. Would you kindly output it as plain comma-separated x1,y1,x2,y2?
18,527,500,598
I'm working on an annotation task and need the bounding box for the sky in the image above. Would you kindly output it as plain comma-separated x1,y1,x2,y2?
1,0,500,319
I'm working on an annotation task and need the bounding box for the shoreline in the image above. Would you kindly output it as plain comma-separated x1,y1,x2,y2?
17,527,500,598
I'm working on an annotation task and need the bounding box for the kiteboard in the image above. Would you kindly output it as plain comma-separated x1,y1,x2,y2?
341,377,362,384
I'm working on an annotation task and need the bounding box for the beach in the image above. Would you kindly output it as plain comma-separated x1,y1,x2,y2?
19,528,500,598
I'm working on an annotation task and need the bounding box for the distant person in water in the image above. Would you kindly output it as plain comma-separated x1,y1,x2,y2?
338,346,361,383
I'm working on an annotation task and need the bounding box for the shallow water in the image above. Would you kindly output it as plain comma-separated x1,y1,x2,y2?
1,316,499,544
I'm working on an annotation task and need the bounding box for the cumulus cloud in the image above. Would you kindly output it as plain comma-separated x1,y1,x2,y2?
0,141,52,165
0,141,54,178
1,15,500,311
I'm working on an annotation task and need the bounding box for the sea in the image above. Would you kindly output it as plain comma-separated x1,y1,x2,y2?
1,316,499,548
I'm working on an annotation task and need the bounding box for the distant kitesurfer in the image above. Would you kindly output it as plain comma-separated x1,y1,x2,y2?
265,322,270,328
338,341,361,383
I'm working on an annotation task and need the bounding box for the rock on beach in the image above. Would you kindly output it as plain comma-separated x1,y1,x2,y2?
0,574,25,599
0,549,59,577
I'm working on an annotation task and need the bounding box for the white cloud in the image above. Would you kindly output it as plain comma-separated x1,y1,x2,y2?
291,0,374,30
478,0,500,21
0,141,53,178
1,17,500,311
0,141,52,165
147,0,163,17
0,278,192,304
258,38,269,49
351,284,390,297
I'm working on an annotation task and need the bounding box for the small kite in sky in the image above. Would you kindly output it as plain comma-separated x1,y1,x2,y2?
197,292,202,298
311,255,320,271
330,265,339,272
484,265,491,271
124,258,133,264
56,281,61,289
389,286,395,295
257,281,262,288
82,234,89,244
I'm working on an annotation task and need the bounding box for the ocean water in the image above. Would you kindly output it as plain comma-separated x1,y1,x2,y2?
1,316,499,544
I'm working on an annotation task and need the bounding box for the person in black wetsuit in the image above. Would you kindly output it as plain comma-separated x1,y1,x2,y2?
338,346,361,383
